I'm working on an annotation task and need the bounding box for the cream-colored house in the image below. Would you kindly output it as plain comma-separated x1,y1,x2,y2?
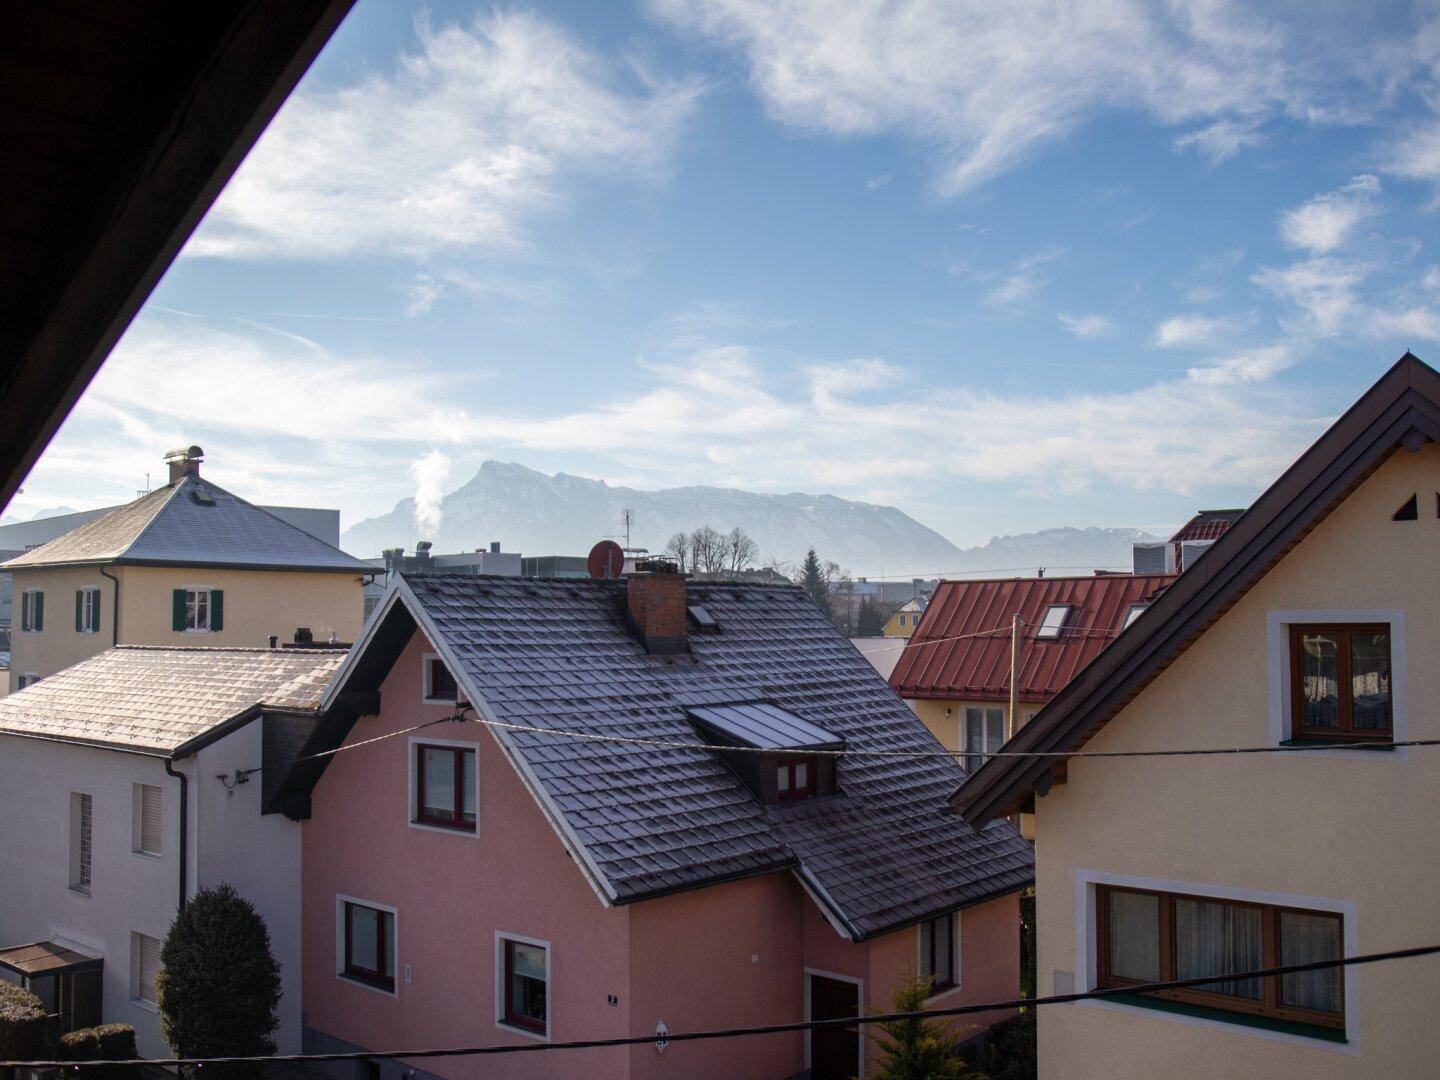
4,447,369,690
956,353,1440,1078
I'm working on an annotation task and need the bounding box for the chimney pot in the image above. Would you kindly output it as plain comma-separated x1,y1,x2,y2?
627,558,687,655
268,635,278,649
294,627,313,644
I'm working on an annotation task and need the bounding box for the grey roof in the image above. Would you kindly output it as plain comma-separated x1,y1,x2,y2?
1,475,369,573
342,574,1032,940
0,646,346,755
687,701,845,750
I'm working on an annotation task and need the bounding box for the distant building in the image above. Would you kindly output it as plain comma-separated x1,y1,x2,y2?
362,542,524,621
520,554,589,578
883,596,927,638
1131,508,1244,575
849,635,902,681
1,447,370,690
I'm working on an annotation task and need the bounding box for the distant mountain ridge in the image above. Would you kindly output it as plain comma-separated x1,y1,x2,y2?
341,460,1162,575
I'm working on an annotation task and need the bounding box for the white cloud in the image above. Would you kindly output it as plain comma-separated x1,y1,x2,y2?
1381,122,1440,185
1057,313,1115,340
865,174,892,191
189,10,703,260
1171,117,1266,163
1278,174,1380,253
1151,312,1242,349
1185,345,1297,385
650,0,1426,196
404,274,444,317
982,247,1063,307
1423,266,1440,292
1252,257,1367,335
1370,307,1440,343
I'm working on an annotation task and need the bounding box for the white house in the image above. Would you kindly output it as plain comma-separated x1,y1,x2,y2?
0,644,346,1057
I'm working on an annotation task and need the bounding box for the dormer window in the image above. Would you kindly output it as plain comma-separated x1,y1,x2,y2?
687,702,844,806
1036,604,1070,639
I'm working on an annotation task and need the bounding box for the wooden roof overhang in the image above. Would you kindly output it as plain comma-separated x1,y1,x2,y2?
0,0,356,509
955,353,1440,825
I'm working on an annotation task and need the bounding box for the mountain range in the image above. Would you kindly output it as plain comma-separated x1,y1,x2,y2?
340,460,1161,576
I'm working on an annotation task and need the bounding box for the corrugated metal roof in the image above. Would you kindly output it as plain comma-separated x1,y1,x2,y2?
0,646,346,754
890,574,1175,702
385,574,1032,940
1,474,369,573
687,701,845,749
1169,509,1244,544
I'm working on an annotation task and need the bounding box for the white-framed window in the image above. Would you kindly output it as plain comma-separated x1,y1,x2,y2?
963,706,1004,773
495,932,550,1040
133,784,162,858
408,736,479,837
76,587,101,634
185,589,211,631
21,588,43,633
69,792,92,894
1036,604,1070,639
17,673,39,689
919,910,960,997
336,895,398,997
422,653,458,704
130,932,162,1008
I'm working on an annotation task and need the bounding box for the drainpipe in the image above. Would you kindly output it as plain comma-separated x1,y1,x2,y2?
99,566,120,646
163,758,188,911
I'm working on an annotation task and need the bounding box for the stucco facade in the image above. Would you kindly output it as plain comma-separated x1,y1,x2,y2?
302,629,1022,1079
8,563,363,689
1032,444,1440,1077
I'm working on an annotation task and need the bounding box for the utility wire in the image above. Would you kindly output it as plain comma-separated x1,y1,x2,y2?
9,943,1436,1068
231,714,462,783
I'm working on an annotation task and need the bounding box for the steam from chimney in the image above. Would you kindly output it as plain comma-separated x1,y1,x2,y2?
409,450,451,539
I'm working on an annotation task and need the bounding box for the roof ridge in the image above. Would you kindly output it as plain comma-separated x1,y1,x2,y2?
1,482,181,568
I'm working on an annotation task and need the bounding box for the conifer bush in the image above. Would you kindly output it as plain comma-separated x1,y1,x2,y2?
157,883,281,1079
869,972,984,1080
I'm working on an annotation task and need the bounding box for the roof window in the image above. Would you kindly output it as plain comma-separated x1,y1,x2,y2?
686,702,844,805
1123,603,1147,629
687,604,718,630
1036,604,1070,639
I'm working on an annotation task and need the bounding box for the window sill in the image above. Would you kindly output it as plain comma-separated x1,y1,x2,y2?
924,982,963,1005
422,697,458,706
132,849,161,861
496,1019,549,1043
408,819,479,839
338,972,397,998
67,884,90,898
1279,738,1395,751
130,998,158,1015
1105,992,1346,1043
182,628,214,635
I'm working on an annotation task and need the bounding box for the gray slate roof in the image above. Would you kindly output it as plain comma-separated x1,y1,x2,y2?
375,574,1032,940
0,646,346,755
1,475,369,573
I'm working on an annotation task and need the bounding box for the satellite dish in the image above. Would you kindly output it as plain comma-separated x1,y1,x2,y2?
587,539,625,580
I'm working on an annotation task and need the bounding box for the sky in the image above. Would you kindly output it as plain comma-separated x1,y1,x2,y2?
12,0,1440,550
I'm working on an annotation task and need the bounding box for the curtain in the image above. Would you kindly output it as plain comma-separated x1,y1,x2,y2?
1108,891,1160,981
1175,899,1261,999
423,748,455,815
1300,633,1340,728
1350,632,1391,730
1280,912,1342,1012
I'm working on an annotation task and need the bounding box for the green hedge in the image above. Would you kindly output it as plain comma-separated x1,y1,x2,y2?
56,1023,139,1080
0,981,47,1066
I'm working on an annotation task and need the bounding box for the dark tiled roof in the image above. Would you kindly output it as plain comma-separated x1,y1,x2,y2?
0,646,345,754
393,574,1032,940
687,702,844,750
1,475,368,573
1169,508,1245,544
890,574,1176,702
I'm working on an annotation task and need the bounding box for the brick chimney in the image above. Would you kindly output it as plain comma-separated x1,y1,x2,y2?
627,557,688,654
164,445,204,484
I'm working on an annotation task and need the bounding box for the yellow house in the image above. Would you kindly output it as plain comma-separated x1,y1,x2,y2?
4,447,368,690
956,354,1440,1078
881,596,926,638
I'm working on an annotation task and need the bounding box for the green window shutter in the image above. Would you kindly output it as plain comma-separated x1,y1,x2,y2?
211,589,224,632
75,590,83,632
172,589,187,631
34,591,43,632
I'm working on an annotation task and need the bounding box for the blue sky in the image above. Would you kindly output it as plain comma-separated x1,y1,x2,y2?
15,1,1440,552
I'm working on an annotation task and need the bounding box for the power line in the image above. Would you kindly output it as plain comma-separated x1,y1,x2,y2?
8,942,1435,1068
229,713,462,784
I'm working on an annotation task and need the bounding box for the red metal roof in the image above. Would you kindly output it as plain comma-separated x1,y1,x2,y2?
1169,509,1244,543
889,573,1175,702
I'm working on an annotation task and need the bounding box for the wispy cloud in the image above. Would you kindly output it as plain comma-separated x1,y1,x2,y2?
1279,174,1381,253
982,247,1063,307
1252,257,1368,336
650,1,1432,196
188,10,703,260
1151,312,1243,350
404,274,444,317
865,174,892,191
1185,344,1297,385
1057,313,1115,340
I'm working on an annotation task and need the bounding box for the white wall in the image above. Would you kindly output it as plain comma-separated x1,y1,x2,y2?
0,724,303,1058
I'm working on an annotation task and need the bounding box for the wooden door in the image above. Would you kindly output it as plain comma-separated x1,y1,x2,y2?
809,973,861,1079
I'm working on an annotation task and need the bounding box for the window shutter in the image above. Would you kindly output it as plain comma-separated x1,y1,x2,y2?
134,934,162,1004
210,589,223,632
34,591,42,631
139,785,162,855
172,589,186,631
75,590,83,632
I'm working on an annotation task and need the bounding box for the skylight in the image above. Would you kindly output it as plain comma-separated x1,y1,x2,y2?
1123,603,1147,629
1036,604,1070,639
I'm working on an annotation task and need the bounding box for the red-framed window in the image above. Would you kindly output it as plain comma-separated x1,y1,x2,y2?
415,744,476,830
1289,625,1392,740
425,656,458,702
1098,885,1344,1030
342,901,395,992
919,913,956,992
502,938,548,1034
776,755,816,802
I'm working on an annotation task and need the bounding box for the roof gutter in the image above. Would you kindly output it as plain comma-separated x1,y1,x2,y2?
163,757,188,911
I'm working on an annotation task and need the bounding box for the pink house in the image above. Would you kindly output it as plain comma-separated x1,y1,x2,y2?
282,563,1033,1079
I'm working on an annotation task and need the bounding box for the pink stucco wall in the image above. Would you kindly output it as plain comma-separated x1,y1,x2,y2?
303,627,1023,1079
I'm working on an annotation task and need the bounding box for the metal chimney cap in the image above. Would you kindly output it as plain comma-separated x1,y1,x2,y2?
163,445,204,462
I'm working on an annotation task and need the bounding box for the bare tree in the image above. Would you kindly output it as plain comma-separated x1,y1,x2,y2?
663,531,691,572
724,527,759,575
690,525,727,577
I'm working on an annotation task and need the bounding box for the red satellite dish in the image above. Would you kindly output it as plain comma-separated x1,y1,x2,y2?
587,539,626,580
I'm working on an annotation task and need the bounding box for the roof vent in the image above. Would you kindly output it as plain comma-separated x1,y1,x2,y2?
1132,541,1176,575
1178,539,1215,572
